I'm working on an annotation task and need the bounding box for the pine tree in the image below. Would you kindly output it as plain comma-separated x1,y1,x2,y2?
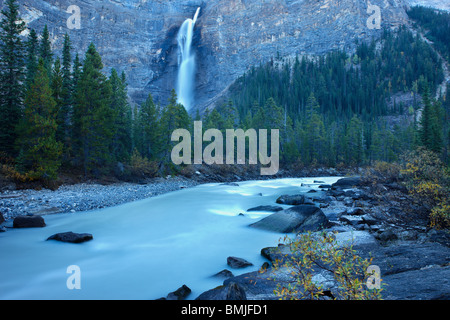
51,57,65,143
0,0,26,156
346,115,364,165
110,69,132,162
16,59,62,180
39,25,52,76
430,100,444,154
59,33,73,162
25,29,38,90
73,43,113,177
419,85,434,151
159,89,190,166
137,93,159,160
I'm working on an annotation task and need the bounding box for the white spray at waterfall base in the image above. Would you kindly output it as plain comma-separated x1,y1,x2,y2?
176,7,201,111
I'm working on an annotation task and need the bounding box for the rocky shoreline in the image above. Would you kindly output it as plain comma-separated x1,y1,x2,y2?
0,165,353,224
1,173,449,300
0,176,199,224
190,177,450,300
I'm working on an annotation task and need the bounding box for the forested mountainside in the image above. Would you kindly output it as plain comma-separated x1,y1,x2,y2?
8,0,410,109
0,1,449,186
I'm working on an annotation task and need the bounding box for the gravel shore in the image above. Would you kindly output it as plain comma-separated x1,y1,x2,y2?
0,176,200,222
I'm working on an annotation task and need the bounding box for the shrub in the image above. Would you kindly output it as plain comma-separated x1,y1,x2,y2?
401,147,450,229
267,232,383,300
363,161,402,185
127,149,158,179
1,164,36,183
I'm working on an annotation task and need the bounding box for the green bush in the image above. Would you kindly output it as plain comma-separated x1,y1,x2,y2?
266,232,383,300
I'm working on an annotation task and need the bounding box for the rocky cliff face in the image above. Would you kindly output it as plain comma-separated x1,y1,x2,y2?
10,0,411,112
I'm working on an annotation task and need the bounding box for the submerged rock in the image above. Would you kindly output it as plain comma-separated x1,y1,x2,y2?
166,285,192,300
227,256,253,269
47,232,93,244
250,205,329,233
213,269,235,279
221,182,240,187
276,194,314,205
247,205,283,212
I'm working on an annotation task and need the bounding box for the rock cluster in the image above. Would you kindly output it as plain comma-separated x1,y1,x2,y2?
195,176,450,300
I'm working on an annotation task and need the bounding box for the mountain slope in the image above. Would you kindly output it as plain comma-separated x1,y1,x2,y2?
9,0,412,111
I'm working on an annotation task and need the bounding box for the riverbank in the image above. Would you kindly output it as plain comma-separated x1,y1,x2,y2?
192,176,450,300
1,169,448,300
0,165,357,223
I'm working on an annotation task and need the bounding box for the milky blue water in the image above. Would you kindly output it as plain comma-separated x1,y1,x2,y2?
0,177,339,300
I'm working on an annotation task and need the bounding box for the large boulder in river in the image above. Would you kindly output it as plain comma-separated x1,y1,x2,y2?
166,285,192,300
332,177,363,189
196,282,247,300
276,194,314,205
247,205,283,212
13,216,46,228
47,232,93,244
250,205,329,233
227,256,253,269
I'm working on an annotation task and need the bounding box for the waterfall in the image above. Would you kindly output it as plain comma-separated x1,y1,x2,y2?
176,7,201,111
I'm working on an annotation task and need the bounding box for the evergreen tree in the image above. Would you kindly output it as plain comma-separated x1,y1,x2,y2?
73,43,113,177
419,85,434,151
110,69,132,162
51,57,65,143
430,100,444,154
25,29,38,90
39,25,52,76
136,93,159,160
346,115,364,165
59,34,73,161
72,53,82,90
159,89,190,167
16,59,62,180
0,0,26,156
305,94,327,165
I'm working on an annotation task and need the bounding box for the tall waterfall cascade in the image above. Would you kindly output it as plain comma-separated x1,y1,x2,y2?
176,7,201,111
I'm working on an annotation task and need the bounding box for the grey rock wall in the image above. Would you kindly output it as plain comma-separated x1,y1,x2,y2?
8,0,410,112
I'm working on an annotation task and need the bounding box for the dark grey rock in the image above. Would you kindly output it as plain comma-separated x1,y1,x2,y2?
227,256,253,269
339,215,364,226
250,205,329,233
13,216,46,228
213,269,235,279
221,182,239,187
347,207,365,216
361,214,379,226
166,285,192,300
222,272,278,300
261,245,291,263
332,177,363,189
382,266,450,300
356,242,450,276
196,282,247,300
0,212,4,225
47,232,93,244
247,205,283,213
276,194,314,206
377,229,399,243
